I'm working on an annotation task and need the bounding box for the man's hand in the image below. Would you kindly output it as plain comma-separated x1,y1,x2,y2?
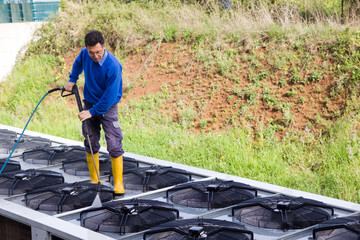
64,81,75,92
78,110,92,122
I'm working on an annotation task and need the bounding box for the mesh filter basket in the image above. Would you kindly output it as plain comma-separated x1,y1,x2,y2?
80,199,179,234
166,178,257,209
0,129,17,139
0,136,51,154
111,165,191,192
0,159,21,173
313,216,360,240
144,218,254,240
22,145,87,165
0,137,13,154
232,195,334,230
25,182,114,213
63,155,139,176
0,169,64,196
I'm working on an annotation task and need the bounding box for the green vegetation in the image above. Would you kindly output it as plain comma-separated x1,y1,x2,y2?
0,0,360,203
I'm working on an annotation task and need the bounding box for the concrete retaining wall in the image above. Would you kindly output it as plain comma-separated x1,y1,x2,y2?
0,22,42,82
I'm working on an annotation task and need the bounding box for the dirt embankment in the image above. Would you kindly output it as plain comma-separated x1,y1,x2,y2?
64,42,346,137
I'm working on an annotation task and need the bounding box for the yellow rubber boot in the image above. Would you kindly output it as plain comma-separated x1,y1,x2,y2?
111,155,125,195
86,152,101,184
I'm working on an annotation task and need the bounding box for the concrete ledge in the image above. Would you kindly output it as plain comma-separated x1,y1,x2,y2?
0,199,115,240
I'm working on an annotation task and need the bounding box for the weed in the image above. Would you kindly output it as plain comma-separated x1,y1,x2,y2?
253,69,269,82
140,81,148,88
160,62,168,69
351,67,360,84
164,26,178,42
279,78,287,87
299,96,306,104
199,119,209,129
282,108,294,127
314,113,324,125
233,77,241,84
160,83,169,92
332,110,341,118
241,89,257,103
170,57,179,64
273,58,287,70
214,51,235,76
233,88,241,96
166,64,176,73
297,85,304,92
291,73,302,84
246,115,254,121
250,59,261,69
286,87,297,97
226,95,234,102
262,88,277,107
274,103,282,111
309,71,322,82
281,102,293,111
179,106,197,128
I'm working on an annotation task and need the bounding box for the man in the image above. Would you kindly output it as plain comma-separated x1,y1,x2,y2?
64,30,125,195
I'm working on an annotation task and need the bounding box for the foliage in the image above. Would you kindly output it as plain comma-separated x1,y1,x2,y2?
0,0,360,204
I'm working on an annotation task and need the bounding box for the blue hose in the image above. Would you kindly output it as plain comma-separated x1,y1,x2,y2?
0,87,62,174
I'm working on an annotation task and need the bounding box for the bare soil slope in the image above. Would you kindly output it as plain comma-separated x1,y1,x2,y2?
64,42,346,137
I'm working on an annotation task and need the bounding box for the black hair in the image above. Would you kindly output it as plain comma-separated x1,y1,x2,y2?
85,30,105,47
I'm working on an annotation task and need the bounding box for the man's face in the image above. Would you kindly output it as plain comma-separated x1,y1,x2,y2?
86,43,105,62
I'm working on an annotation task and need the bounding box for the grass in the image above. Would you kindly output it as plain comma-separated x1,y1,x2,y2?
121,99,360,202
0,55,85,140
0,0,360,203
2,59,359,202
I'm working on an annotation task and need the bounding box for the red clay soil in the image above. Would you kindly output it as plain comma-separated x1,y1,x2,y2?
63,42,347,137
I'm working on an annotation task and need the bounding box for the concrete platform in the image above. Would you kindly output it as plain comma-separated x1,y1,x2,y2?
0,22,42,82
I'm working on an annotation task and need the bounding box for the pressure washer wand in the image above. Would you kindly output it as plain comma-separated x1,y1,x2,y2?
72,85,92,140
63,85,102,207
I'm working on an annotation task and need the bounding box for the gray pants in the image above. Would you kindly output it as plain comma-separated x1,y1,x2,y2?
82,100,124,158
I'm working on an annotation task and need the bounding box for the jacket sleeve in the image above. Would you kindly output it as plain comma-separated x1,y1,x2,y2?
69,49,85,83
